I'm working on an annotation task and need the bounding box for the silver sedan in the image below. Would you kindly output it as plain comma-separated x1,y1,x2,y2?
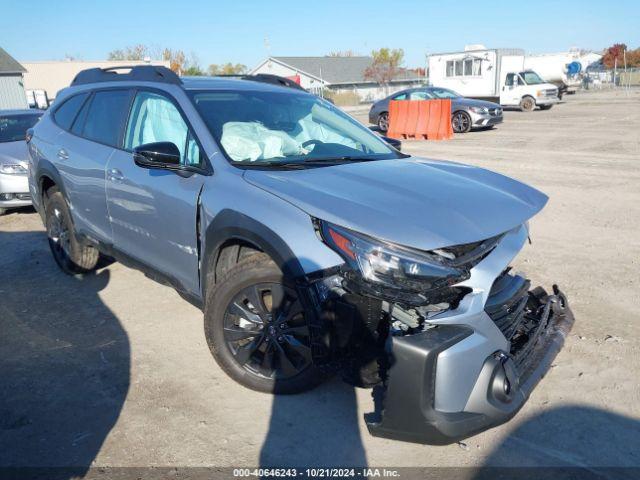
0,109,43,215
368,87,503,133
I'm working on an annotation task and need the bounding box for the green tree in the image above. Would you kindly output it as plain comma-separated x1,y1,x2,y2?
208,63,248,76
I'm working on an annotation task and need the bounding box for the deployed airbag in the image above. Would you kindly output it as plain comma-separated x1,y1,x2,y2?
221,122,302,162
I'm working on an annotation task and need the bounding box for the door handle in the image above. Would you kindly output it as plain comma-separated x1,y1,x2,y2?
107,168,124,182
57,148,69,160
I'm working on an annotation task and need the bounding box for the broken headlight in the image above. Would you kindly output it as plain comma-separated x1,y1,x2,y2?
318,220,470,293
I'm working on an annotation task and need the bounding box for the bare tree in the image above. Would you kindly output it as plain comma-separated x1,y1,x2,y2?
107,44,149,61
326,50,359,57
364,48,404,92
162,48,187,74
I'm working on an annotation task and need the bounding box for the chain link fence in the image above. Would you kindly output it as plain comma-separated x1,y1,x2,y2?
582,67,640,89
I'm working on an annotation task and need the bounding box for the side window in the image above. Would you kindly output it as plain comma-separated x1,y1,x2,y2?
71,94,92,136
446,61,454,77
472,58,482,76
505,73,515,86
454,60,463,76
125,91,201,166
464,59,473,76
392,93,407,100
82,90,132,146
53,93,89,130
408,91,432,100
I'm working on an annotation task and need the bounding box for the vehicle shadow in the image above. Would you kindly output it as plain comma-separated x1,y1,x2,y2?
259,286,373,468
260,379,367,467
474,405,640,479
0,230,130,478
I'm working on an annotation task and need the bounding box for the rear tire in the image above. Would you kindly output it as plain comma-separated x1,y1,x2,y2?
520,96,536,112
204,253,325,394
452,111,472,133
45,188,99,275
377,112,389,132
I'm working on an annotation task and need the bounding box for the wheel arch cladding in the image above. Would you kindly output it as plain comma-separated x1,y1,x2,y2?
36,160,68,217
202,209,308,297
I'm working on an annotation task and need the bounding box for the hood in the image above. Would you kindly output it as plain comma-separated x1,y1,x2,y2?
454,98,501,109
244,158,548,251
0,141,29,166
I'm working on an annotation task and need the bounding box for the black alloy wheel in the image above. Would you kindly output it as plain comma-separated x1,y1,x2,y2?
223,282,312,381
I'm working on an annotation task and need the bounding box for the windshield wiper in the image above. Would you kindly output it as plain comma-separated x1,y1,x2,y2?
236,156,384,169
299,156,381,165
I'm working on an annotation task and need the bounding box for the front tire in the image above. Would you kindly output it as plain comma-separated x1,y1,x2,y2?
520,96,536,112
45,188,99,275
377,112,389,132
452,111,472,133
204,253,324,394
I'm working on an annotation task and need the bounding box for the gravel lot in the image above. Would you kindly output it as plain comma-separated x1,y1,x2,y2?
1,89,639,473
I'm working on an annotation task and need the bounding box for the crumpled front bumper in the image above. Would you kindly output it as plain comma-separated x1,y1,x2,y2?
365,286,574,445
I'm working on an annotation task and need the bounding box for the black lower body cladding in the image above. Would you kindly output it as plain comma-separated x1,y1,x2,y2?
365,287,575,445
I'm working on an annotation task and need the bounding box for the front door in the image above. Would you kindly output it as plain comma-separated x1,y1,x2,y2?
106,90,206,296
501,73,524,105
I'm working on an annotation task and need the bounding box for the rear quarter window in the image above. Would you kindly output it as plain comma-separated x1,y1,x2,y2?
53,93,89,130
81,90,132,147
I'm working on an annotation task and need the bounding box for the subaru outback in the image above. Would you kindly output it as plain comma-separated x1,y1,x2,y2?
27,66,573,445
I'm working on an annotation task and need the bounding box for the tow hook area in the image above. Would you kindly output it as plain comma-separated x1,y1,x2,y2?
489,352,519,404
365,285,574,445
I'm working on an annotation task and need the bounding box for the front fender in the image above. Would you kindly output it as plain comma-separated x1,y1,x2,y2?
199,177,343,300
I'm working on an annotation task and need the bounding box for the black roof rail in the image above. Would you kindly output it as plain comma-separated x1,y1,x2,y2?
71,65,182,86
214,73,306,91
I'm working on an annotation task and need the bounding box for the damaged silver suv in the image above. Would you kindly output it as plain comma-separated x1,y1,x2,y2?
28,66,574,445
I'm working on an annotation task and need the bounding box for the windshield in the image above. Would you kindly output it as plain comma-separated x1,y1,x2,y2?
520,71,545,85
429,88,461,99
189,90,403,166
0,114,41,143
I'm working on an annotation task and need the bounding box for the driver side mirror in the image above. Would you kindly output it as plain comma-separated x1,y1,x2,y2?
381,136,402,151
133,142,181,170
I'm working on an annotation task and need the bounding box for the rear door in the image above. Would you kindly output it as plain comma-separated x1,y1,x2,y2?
106,89,207,295
55,89,133,242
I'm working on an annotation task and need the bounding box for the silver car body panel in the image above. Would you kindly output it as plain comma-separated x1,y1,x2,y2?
428,223,528,412
244,158,547,252
0,140,31,208
54,130,115,242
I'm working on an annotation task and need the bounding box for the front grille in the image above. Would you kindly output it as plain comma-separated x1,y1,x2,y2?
485,272,553,372
545,89,557,97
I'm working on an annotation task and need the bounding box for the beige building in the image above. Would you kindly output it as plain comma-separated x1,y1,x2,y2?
21,60,171,104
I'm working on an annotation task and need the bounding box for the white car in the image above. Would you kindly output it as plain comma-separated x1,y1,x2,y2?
0,109,43,214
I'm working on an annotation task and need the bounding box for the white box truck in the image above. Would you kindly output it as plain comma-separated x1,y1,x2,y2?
427,46,560,111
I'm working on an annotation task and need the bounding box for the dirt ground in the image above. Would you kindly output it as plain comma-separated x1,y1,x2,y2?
1,89,639,473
